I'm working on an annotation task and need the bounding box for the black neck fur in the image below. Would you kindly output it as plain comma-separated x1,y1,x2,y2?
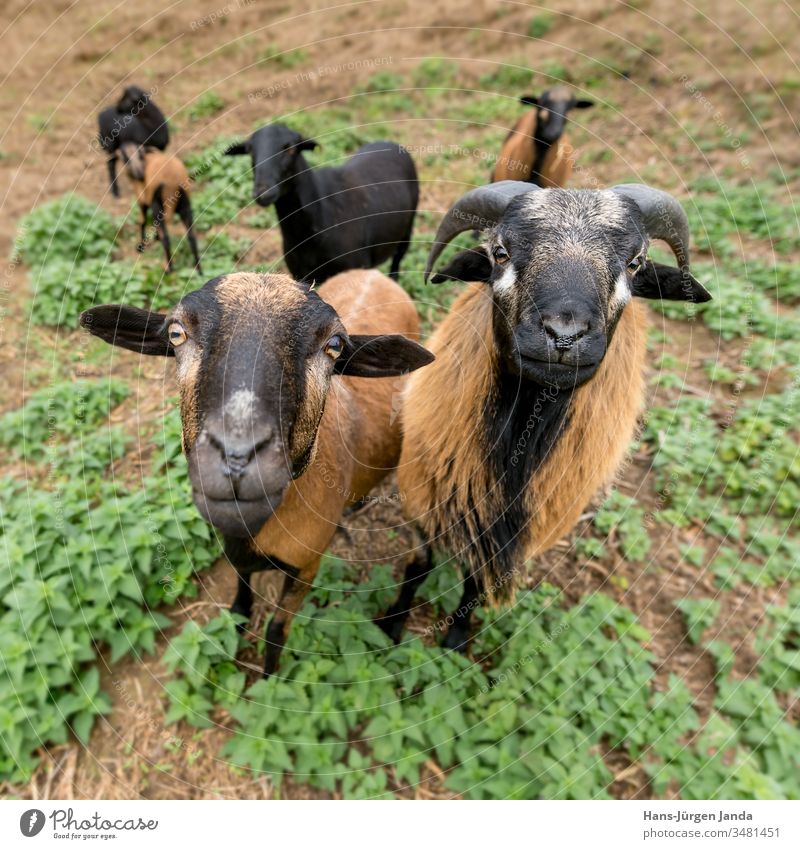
476,369,574,584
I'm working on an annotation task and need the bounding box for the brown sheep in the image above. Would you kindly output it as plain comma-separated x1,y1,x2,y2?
80,270,433,675
491,87,593,187
119,142,201,274
377,181,711,651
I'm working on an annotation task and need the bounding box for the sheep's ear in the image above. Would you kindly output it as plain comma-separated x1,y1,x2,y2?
295,137,319,152
430,248,492,284
520,94,539,107
334,335,434,378
224,140,250,156
632,261,712,303
574,99,594,109
79,305,174,356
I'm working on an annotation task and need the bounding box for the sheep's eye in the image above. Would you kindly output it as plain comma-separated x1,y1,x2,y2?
168,322,187,347
627,256,644,274
324,335,345,359
492,245,510,265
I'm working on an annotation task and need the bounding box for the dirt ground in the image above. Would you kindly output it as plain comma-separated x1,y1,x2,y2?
1,0,799,799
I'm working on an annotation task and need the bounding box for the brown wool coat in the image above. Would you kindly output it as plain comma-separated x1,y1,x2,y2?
398,283,647,602
492,108,575,187
127,149,191,221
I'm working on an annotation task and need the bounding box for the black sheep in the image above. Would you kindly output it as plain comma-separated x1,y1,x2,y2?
226,124,419,283
97,86,169,197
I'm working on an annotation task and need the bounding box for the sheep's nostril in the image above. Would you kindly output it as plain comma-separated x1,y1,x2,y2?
224,449,252,476
207,425,276,479
542,315,590,349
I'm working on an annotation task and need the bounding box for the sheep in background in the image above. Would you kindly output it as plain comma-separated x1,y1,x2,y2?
492,87,593,187
226,124,418,283
119,143,201,274
80,270,433,675
97,85,169,197
377,181,711,650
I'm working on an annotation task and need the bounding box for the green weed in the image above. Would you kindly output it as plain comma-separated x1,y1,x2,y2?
14,194,118,267
527,14,554,39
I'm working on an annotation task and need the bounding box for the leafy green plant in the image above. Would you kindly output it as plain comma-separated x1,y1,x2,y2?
527,14,554,38
258,44,308,68
14,194,118,267
185,137,254,230
754,592,800,694
0,377,129,460
479,61,534,92
30,258,146,327
593,490,652,562
187,91,225,121
412,58,460,89
688,178,800,255
0,404,219,783
357,71,404,94
676,598,720,644
165,568,787,800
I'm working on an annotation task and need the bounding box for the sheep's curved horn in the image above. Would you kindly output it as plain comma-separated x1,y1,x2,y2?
424,181,539,281
611,184,690,271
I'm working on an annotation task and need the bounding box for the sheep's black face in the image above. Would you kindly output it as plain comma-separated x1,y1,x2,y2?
161,273,347,537
226,124,319,207
520,87,594,146
486,190,646,389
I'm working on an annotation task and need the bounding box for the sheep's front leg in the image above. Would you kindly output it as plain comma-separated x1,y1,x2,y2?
137,204,149,252
230,571,253,629
107,155,120,197
176,190,202,275
442,572,480,653
151,196,173,272
225,537,264,632
263,562,314,678
375,544,434,643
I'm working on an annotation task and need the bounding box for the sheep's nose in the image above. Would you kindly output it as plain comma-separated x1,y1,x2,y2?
208,425,274,478
254,185,279,205
542,314,591,350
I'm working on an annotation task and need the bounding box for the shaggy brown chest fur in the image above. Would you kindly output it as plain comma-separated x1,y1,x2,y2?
398,284,647,602
492,111,574,187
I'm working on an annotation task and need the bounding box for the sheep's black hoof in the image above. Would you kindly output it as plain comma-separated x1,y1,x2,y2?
375,612,405,645
136,242,146,253
442,625,470,654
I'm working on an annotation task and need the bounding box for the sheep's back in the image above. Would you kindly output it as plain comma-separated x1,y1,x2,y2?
97,108,150,153
139,153,191,219
333,141,419,211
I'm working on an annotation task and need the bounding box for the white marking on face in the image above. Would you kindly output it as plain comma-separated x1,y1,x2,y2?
225,388,257,428
493,263,517,294
610,270,631,311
